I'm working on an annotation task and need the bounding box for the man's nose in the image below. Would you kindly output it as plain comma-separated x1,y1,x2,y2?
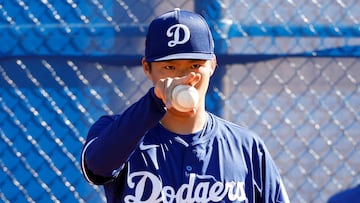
177,69,194,78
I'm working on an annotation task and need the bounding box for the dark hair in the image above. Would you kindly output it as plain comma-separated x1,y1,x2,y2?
146,62,152,72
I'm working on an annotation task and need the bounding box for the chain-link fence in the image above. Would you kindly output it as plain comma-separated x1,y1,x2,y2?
0,1,359,203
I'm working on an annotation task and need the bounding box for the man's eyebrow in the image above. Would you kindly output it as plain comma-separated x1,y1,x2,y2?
156,59,207,65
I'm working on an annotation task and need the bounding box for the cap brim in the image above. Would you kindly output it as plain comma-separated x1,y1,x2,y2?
146,53,215,62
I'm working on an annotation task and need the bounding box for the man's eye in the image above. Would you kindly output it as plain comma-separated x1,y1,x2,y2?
165,66,175,70
191,64,201,69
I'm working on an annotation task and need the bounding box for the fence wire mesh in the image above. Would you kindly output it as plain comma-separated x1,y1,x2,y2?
0,0,359,203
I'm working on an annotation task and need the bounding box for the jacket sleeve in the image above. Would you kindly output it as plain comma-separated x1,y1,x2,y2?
252,137,290,203
80,88,166,185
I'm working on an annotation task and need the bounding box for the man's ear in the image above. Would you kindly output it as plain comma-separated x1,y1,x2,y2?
142,58,152,80
210,57,217,76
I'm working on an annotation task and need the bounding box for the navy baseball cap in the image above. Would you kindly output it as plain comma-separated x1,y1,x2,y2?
145,8,215,62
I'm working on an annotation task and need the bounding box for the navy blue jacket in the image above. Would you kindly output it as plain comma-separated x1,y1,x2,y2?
81,88,289,203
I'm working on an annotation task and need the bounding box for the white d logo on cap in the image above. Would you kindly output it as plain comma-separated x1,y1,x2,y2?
166,24,191,47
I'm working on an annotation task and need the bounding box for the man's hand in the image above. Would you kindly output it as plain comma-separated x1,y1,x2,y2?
154,72,201,109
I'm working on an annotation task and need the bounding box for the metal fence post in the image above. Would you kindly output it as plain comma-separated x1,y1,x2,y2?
195,0,230,117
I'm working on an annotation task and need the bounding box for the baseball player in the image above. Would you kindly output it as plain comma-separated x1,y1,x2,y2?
327,185,360,203
81,8,290,203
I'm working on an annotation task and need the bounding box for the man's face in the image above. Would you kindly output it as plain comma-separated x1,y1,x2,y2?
144,59,216,106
